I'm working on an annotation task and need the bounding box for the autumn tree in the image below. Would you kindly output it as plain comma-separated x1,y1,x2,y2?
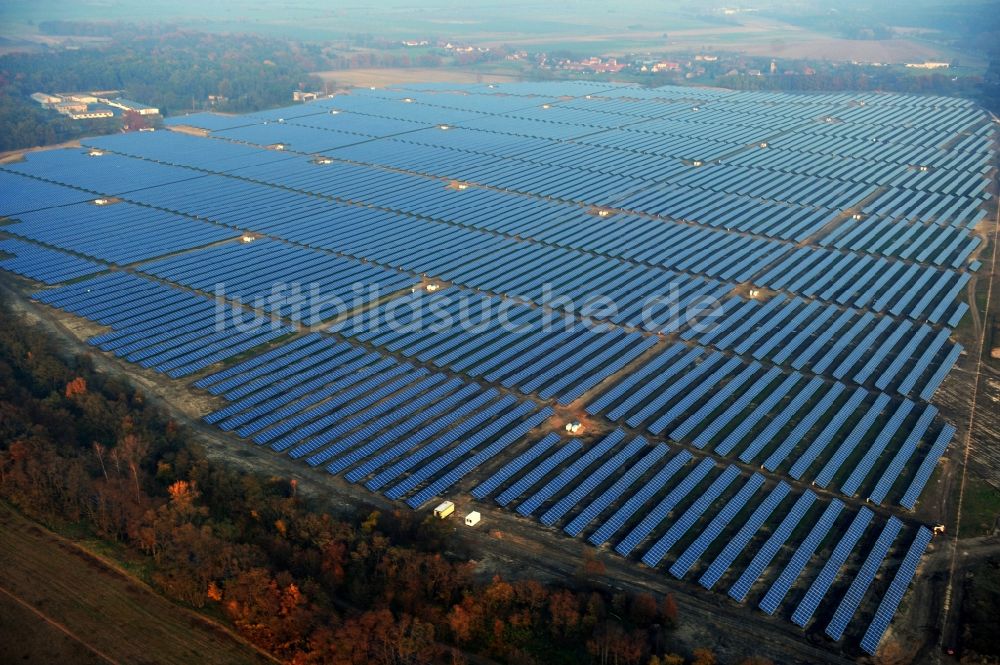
64,376,87,397
661,593,679,626
587,620,647,665
692,648,717,665
549,589,582,637
630,593,659,625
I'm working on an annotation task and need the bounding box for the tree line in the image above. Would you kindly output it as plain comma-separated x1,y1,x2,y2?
0,29,325,151
0,293,781,665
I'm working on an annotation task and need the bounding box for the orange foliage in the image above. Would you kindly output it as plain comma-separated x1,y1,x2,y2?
692,647,717,665
549,589,581,637
630,593,658,625
447,603,473,643
168,480,193,501
661,593,679,625
64,376,87,398
484,575,514,609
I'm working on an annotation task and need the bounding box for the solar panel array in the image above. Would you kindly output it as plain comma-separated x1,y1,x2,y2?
0,237,105,284
3,80,992,657
34,272,294,377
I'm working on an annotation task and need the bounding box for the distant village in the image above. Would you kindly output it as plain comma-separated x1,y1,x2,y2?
394,37,953,82
514,52,950,79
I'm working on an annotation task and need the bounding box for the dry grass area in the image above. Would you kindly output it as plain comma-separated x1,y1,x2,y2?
702,34,947,63
656,26,948,63
312,67,522,87
474,17,954,64
0,503,274,665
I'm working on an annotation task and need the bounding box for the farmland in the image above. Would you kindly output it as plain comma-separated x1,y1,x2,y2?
0,503,274,665
0,80,997,661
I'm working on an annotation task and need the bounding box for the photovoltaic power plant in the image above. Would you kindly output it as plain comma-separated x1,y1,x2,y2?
1,81,994,657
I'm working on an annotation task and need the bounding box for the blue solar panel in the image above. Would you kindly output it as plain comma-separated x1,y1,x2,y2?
324,381,480,474
728,490,816,602
810,312,876,375
771,306,837,365
867,406,937,505
555,334,659,404
900,424,956,510
628,352,726,429
668,473,765,579
648,356,743,435
4,87,981,658
669,362,761,442
875,325,930,391
851,321,912,385
919,343,962,401
0,238,105,284
860,527,933,654
405,406,554,508
897,328,949,396
539,435,647,525
830,317,893,380
791,507,874,627
825,517,902,641
758,499,844,615
565,443,668,538
715,372,802,456
642,465,742,567
791,309,854,370
762,382,844,472
615,457,714,556
386,402,548,500
788,388,867,480
299,373,448,463
276,369,428,453
699,482,790,590
517,429,626,516
752,300,819,360
840,399,916,497
694,367,783,449
496,440,583,507
813,393,892,488
472,433,559,499
714,295,788,351
196,333,327,391
34,272,294,378
588,451,692,546
239,357,400,438
367,394,518,491
348,389,501,483
739,376,823,463
609,348,704,422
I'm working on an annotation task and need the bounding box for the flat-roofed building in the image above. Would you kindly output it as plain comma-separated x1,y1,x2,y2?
101,98,160,115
